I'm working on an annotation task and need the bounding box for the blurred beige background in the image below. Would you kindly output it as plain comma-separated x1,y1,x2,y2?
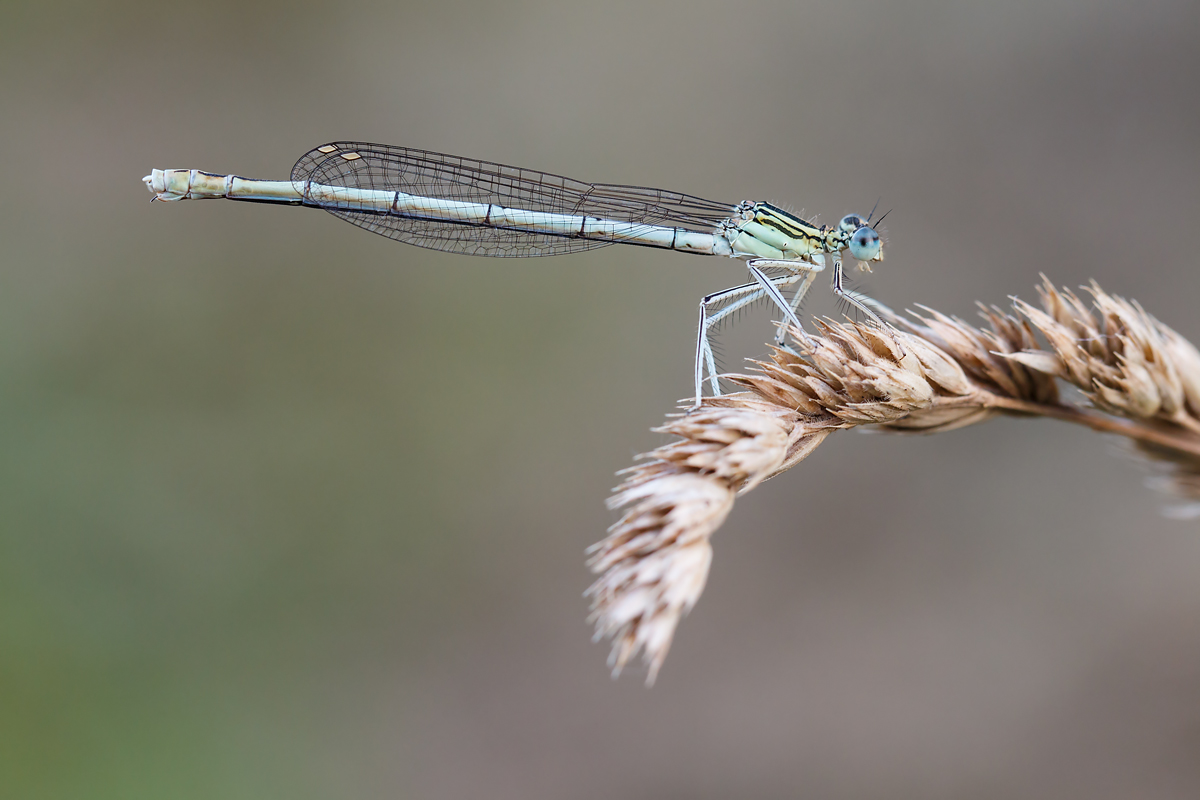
3,1,1199,797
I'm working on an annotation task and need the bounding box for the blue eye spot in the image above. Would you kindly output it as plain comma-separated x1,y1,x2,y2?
848,226,881,261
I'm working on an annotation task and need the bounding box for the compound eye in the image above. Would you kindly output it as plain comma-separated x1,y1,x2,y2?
839,214,866,233
848,226,882,261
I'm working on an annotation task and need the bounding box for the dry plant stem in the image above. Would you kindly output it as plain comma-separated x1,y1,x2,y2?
982,394,1200,458
586,277,1200,684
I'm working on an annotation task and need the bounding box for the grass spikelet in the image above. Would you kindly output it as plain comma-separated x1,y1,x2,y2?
586,278,1200,683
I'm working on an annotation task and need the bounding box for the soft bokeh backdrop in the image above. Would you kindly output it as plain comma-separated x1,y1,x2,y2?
3,1,1199,797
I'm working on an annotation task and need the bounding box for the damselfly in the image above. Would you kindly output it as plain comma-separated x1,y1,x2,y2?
144,141,888,408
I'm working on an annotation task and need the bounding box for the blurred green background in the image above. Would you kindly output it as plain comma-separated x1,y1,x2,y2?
3,1,1199,797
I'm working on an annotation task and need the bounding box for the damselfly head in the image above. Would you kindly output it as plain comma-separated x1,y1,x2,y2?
846,221,883,264
838,214,868,233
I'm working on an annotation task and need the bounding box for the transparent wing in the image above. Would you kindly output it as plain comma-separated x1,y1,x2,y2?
291,141,736,257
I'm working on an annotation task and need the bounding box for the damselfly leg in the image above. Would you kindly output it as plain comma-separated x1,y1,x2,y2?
692,263,824,411
831,258,886,328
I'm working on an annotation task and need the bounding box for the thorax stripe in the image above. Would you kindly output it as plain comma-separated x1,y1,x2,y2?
753,203,822,242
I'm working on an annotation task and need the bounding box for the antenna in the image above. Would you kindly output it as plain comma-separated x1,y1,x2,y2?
866,198,881,224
